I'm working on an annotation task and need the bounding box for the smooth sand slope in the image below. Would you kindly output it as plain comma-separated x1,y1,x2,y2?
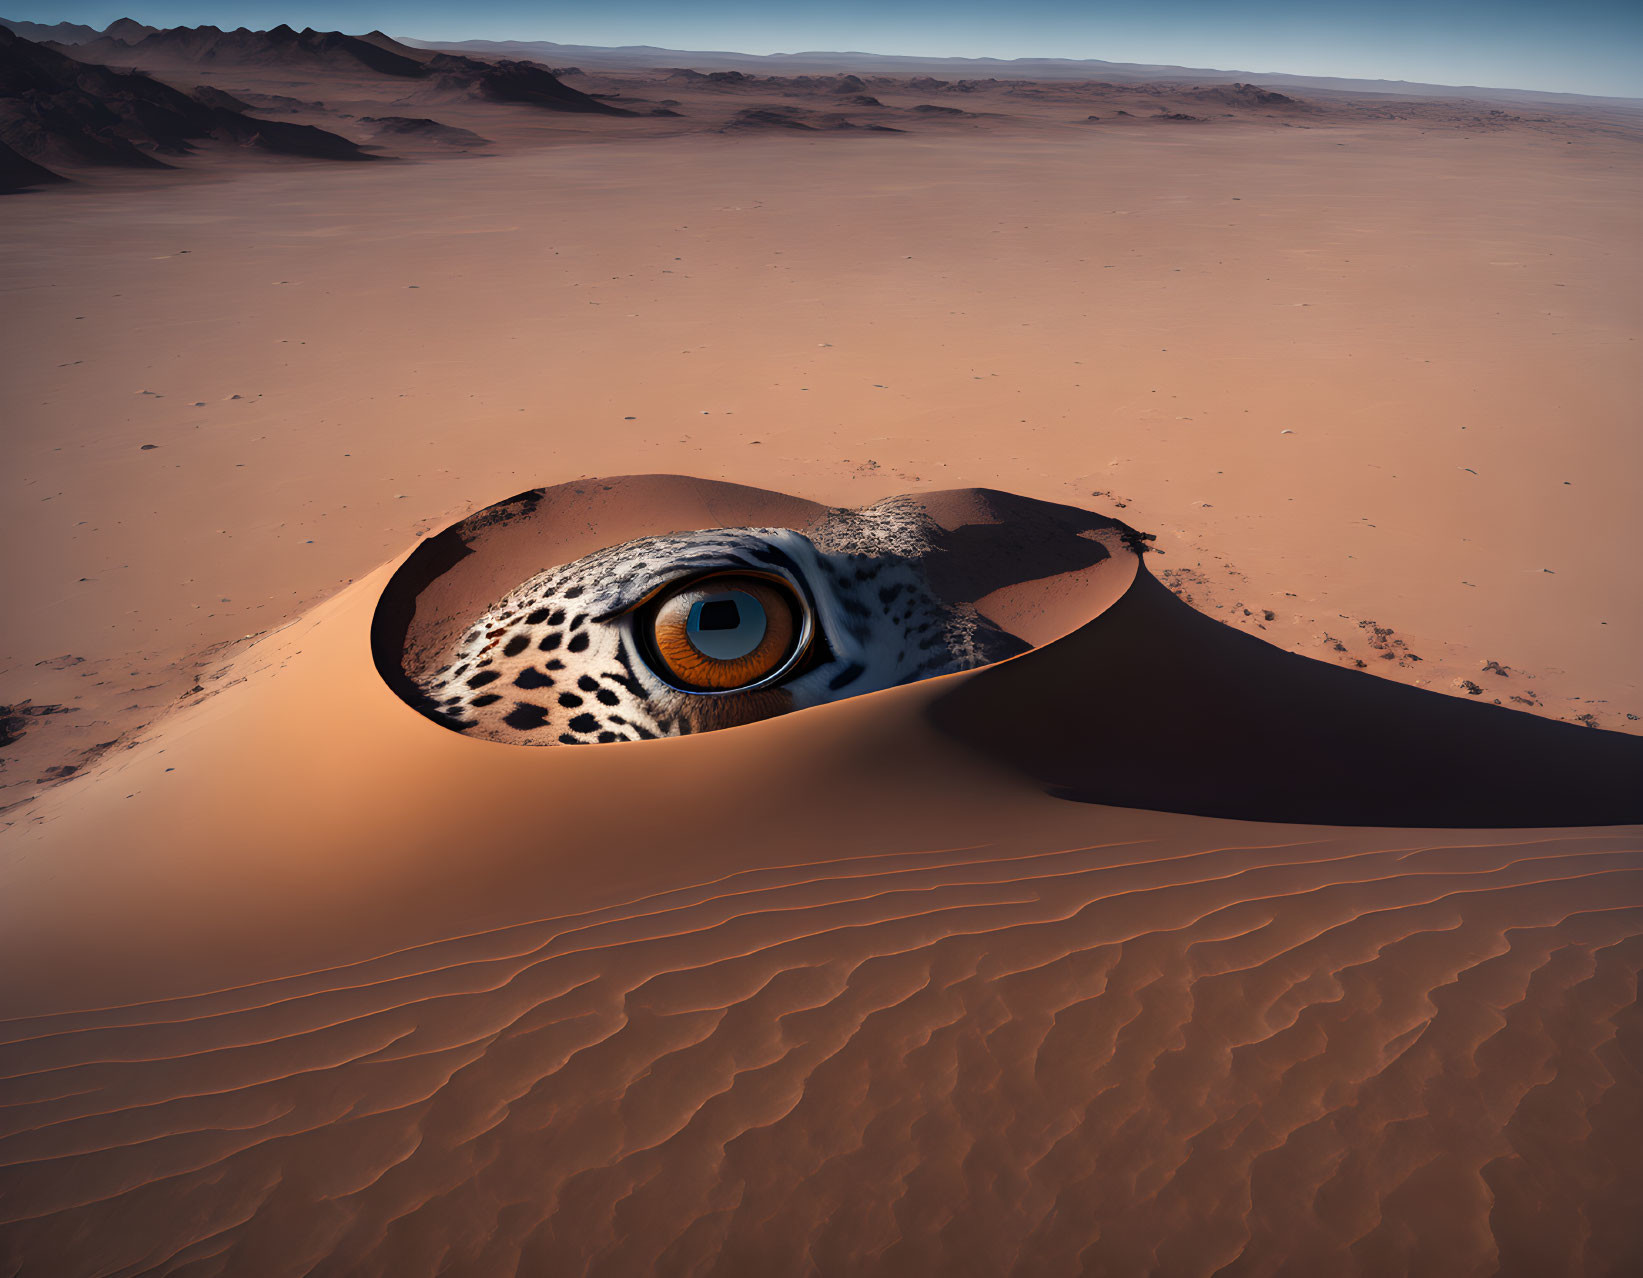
1,34,1640,1277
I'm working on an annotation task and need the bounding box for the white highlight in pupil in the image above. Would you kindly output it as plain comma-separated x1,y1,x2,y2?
686,591,767,660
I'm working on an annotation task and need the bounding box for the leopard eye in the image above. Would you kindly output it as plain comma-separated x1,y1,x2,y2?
642,573,808,692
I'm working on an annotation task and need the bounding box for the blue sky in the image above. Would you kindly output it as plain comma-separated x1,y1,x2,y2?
11,2,1642,96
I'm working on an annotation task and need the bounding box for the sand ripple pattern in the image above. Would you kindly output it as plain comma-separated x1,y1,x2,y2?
2,828,1640,1277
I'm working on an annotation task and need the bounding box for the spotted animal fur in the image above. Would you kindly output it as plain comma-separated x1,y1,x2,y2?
414,498,1027,745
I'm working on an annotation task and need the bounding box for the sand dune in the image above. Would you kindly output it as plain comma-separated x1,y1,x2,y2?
934,567,1643,827
0,482,1638,1273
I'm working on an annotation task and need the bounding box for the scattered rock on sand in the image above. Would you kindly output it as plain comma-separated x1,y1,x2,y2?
723,107,816,131
360,115,489,147
721,106,900,134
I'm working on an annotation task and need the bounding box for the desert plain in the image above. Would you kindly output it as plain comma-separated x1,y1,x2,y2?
0,22,1640,1278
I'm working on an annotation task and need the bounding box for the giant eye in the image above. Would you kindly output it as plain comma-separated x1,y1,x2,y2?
643,573,808,692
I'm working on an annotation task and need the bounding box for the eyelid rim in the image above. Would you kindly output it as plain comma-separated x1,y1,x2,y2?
611,567,817,697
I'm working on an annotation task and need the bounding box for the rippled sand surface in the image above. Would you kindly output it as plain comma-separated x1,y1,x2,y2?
4,825,1639,1275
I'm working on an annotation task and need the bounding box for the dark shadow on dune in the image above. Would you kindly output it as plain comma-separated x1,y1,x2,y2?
917,488,1119,602
370,519,476,719
928,567,1643,828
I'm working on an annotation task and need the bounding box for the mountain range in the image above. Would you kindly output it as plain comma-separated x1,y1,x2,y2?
399,35,1640,107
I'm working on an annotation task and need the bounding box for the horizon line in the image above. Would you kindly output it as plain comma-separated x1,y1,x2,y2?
386,29,1643,103
5,13,1638,101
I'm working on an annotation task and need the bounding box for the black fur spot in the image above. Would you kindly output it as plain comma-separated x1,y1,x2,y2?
577,675,600,692
567,632,590,654
503,703,551,731
558,693,583,708
601,669,646,698
514,668,555,690
471,693,502,707
568,713,600,733
562,586,585,600
558,733,582,745
538,633,562,652
548,609,567,626
502,634,530,658
827,662,866,691
467,670,501,689
596,688,620,706
597,731,620,743
525,608,551,625
545,659,566,671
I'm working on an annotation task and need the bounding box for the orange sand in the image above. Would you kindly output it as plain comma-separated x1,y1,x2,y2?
1,37,1640,1277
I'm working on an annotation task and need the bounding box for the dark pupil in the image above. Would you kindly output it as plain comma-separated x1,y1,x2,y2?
686,590,767,661
697,599,741,631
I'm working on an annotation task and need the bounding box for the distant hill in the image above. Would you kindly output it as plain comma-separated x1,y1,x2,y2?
0,24,375,190
4,19,636,116
0,16,100,43
102,17,155,43
397,35,1643,108
0,131,61,190
8,17,1637,106
62,22,432,77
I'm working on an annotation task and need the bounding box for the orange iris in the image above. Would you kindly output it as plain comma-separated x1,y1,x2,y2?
648,575,799,691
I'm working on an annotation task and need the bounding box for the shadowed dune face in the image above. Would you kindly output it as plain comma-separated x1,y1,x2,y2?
1,478,1639,1276
378,478,1143,745
931,569,1643,829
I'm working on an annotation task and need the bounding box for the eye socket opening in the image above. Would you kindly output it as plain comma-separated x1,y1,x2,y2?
632,569,816,695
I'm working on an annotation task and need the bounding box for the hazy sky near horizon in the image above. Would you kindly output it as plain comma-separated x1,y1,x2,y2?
11,1,1643,96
